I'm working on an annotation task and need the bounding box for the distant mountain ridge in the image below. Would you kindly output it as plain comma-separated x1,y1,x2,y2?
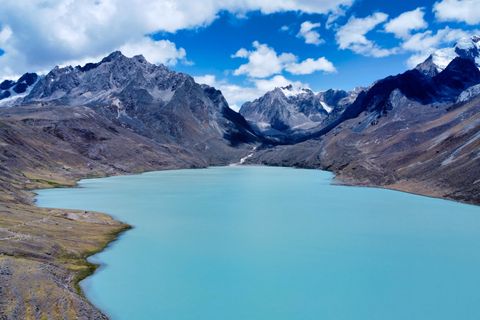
239,84,362,140
239,36,480,145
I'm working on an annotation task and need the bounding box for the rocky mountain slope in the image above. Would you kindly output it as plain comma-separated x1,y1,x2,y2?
20,51,258,163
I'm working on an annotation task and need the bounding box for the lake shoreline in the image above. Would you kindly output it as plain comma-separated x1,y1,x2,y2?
35,166,480,319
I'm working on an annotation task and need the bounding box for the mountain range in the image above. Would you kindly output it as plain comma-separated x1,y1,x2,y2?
1,36,479,203
1,35,480,319
241,36,480,144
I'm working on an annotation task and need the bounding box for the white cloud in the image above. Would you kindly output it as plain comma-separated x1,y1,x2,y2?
385,8,428,39
286,57,337,74
0,0,352,78
232,48,250,59
194,74,217,87
326,7,348,29
297,21,323,45
0,26,12,45
280,25,290,32
232,41,336,78
402,27,476,67
336,12,397,57
119,38,187,66
232,41,297,78
194,74,307,110
434,0,480,25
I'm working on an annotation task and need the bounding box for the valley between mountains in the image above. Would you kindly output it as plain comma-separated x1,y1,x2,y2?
0,36,479,318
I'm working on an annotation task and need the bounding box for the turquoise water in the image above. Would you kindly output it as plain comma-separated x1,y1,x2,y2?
36,166,480,320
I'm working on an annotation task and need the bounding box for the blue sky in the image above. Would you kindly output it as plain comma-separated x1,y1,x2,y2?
0,0,479,108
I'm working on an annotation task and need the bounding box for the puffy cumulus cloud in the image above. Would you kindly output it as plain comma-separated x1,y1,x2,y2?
336,12,397,57
0,0,352,78
119,38,187,66
402,27,477,67
434,0,480,25
194,74,217,87
286,57,337,74
194,74,307,110
233,41,296,78
297,21,323,45
232,41,336,78
384,8,428,39
239,0,354,15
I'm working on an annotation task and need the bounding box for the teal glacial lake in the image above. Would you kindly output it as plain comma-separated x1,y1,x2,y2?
36,166,480,320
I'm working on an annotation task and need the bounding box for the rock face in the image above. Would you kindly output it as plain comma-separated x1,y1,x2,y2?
239,84,358,141
20,52,257,163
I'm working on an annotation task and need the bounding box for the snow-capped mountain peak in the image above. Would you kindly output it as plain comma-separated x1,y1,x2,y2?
279,85,312,97
417,35,480,76
0,73,39,107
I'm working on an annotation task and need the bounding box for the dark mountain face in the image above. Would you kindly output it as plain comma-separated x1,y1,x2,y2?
434,57,480,95
333,57,480,130
18,52,257,162
321,89,349,106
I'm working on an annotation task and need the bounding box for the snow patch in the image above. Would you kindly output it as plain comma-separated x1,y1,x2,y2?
150,87,175,103
320,101,333,113
280,86,310,98
0,77,40,107
431,47,457,72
